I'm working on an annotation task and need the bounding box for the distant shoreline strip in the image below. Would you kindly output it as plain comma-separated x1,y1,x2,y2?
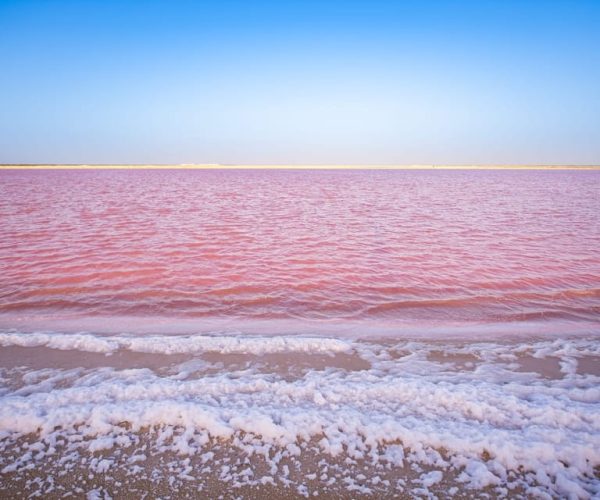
1,164,599,170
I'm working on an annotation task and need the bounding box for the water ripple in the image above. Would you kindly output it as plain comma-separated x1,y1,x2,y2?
0,169,599,330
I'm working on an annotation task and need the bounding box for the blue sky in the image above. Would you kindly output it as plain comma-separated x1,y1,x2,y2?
0,0,599,164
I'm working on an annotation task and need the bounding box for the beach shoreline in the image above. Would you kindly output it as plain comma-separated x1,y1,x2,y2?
1,332,599,498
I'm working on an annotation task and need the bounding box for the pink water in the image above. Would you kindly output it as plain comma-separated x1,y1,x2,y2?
1,169,599,337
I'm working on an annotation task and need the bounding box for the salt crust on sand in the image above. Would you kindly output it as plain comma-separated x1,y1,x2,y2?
0,331,599,498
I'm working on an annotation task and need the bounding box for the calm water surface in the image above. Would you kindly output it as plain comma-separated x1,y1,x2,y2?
0,169,599,336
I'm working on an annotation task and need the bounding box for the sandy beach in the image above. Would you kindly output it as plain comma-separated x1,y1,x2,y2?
1,334,599,499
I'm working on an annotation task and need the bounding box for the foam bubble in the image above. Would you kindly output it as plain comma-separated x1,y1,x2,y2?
0,331,353,355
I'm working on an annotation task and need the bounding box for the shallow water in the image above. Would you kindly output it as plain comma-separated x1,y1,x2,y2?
0,169,599,498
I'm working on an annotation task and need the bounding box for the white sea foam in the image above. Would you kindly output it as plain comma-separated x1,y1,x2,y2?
0,331,352,355
0,332,599,497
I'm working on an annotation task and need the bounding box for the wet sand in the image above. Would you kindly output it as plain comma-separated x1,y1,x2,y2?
2,342,598,378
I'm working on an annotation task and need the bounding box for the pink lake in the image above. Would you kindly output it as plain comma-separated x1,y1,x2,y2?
0,168,599,337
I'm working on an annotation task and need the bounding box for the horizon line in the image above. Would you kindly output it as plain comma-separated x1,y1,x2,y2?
1,164,600,170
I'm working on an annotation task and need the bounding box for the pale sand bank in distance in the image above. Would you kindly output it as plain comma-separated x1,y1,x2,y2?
1,164,600,170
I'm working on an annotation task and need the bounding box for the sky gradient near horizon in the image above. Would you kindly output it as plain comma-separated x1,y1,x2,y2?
1,0,599,165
